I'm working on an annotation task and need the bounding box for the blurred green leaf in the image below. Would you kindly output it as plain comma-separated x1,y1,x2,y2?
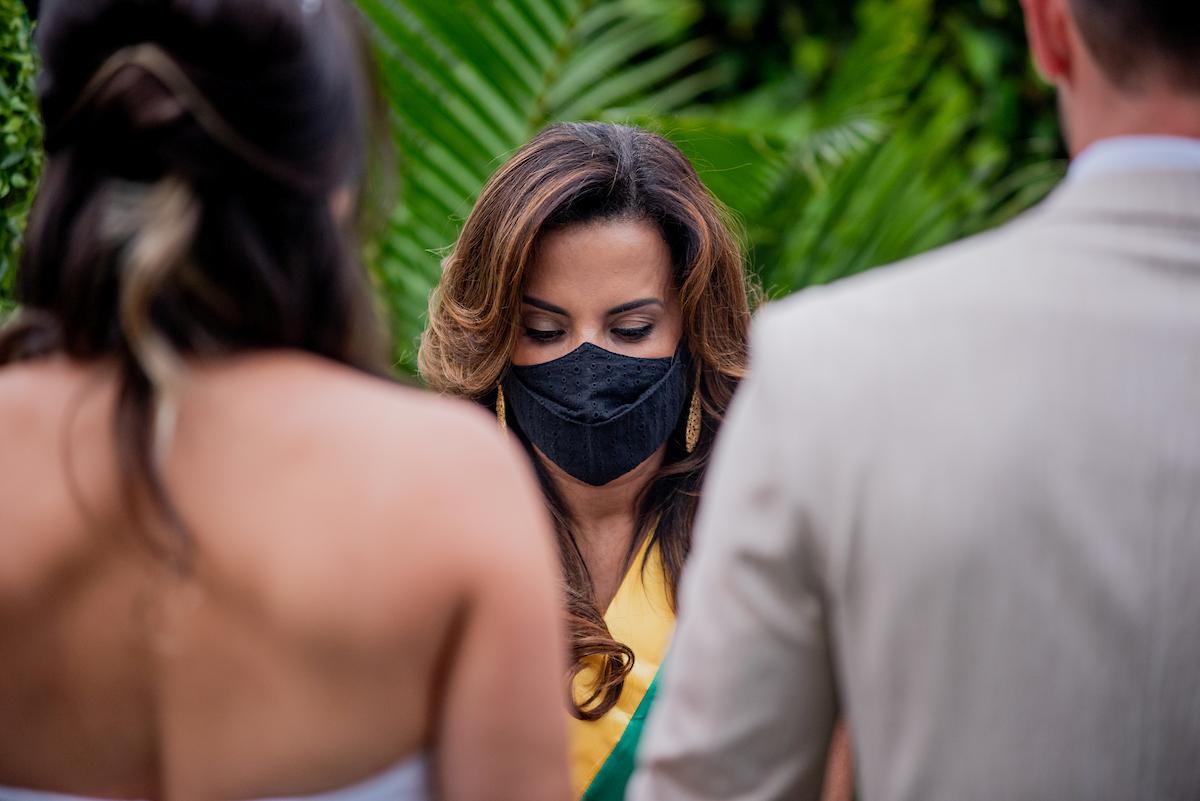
0,0,42,305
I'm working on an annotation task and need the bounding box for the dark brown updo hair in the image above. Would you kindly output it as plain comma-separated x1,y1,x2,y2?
422,122,757,720
0,0,387,561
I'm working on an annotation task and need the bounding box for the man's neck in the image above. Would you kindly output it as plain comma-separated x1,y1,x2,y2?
1068,87,1200,157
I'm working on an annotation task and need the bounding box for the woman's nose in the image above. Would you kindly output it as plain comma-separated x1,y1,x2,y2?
572,325,604,349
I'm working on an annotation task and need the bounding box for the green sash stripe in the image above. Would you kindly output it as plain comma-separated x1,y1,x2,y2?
581,675,660,801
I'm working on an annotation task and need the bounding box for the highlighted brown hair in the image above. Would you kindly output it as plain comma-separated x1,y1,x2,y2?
421,122,757,719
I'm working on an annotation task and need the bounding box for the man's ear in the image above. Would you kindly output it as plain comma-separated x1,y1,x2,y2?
1021,0,1074,84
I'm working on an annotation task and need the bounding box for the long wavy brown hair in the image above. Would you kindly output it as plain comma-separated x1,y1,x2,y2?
421,122,757,720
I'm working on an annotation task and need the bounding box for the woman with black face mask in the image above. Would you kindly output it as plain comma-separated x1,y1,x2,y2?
423,122,778,801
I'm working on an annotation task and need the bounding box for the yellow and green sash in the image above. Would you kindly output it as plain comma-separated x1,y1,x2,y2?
570,535,674,801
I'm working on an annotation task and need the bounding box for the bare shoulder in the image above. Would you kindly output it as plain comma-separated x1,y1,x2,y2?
225,351,534,512
0,361,55,516
0,363,39,454
0,358,111,481
190,352,552,607
0,358,119,596
198,351,508,455
0,358,71,437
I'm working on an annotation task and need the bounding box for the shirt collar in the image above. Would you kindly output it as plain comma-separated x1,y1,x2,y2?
1070,135,1200,182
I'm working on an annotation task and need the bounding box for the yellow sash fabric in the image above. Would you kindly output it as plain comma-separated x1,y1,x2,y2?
569,535,675,798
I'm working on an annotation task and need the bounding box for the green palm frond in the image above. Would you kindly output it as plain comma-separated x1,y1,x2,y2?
620,0,960,292
356,0,718,369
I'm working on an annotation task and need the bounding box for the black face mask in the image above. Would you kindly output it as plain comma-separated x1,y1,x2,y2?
502,342,689,486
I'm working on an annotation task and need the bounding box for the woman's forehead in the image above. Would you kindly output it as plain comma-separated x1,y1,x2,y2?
524,219,675,304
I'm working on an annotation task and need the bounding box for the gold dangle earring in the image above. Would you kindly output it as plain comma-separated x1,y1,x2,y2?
496,385,507,431
685,377,702,454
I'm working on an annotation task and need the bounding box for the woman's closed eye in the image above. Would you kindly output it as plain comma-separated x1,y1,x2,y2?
524,327,564,343
612,323,654,342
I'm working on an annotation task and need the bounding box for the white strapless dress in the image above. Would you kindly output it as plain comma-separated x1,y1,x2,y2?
0,755,430,801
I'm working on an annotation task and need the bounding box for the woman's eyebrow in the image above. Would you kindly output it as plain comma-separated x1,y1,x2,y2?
522,295,569,315
607,298,663,315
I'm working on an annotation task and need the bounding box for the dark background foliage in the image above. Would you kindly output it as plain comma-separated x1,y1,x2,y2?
0,0,41,316
673,0,1064,294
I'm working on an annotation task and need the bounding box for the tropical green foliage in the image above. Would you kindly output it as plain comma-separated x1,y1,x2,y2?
358,0,1065,370
687,0,1063,292
0,0,41,316
0,0,1064,358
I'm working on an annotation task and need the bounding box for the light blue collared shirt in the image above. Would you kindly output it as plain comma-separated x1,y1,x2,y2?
1070,135,1200,181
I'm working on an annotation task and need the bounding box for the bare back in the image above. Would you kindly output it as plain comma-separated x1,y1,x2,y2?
0,353,568,801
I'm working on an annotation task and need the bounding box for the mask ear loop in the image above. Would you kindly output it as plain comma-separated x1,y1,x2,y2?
60,43,325,196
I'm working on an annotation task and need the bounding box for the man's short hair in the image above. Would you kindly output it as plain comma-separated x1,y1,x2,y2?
1071,0,1200,91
